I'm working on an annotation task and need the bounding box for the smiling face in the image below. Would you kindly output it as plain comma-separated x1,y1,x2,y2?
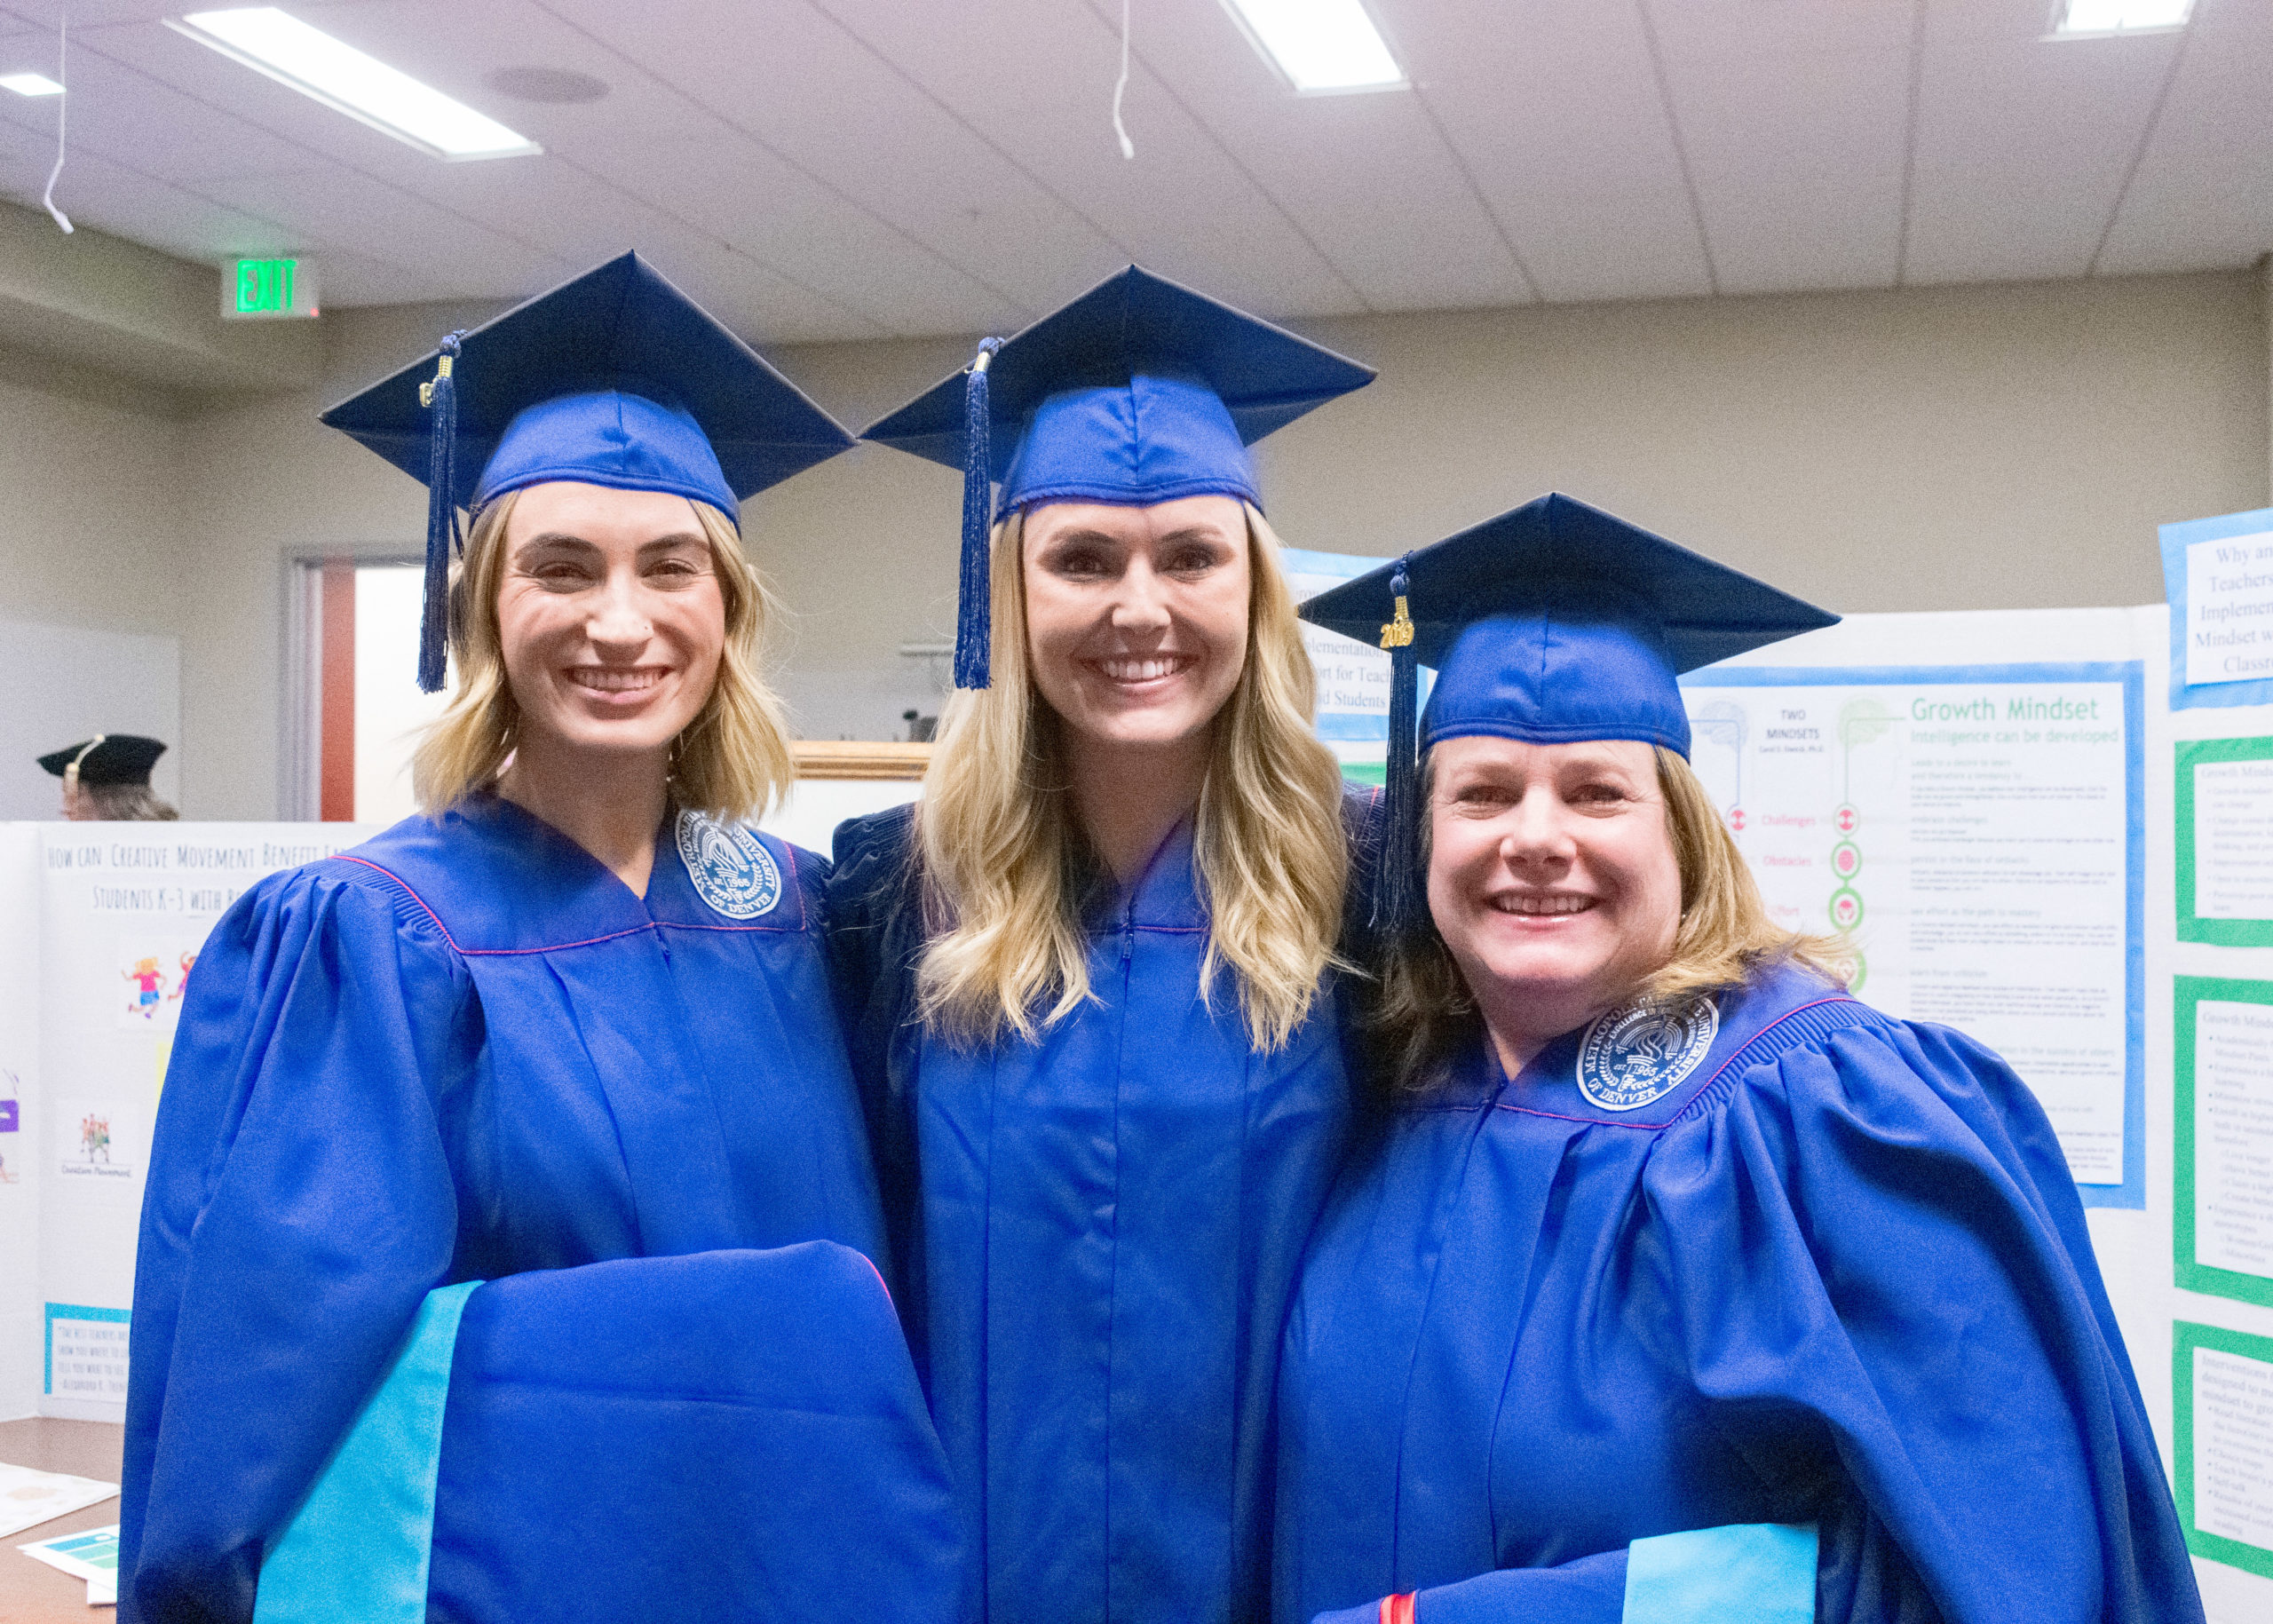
1020,494,1251,761
1426,733,1685,1066
494,480,726,772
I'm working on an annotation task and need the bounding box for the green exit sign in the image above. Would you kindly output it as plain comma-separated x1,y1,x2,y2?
222,257,320,321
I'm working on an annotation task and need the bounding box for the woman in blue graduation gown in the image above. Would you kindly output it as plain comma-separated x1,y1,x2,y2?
835,267,1374,1624
1276,495,2202,1624
121,256,956,1624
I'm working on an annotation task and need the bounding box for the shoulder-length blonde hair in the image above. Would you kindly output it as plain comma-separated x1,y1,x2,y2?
1366,744,1851,1091
411,487,795,822
915,503,1348,1051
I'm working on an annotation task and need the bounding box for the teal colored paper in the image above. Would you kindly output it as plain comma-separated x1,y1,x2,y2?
253,1281,478,1624
1623,1522,1817,1623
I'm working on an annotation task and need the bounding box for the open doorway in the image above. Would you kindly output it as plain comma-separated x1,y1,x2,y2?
287,558,450,824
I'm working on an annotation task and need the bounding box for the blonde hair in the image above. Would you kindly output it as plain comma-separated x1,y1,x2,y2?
411,488,795,822
82,784,178,821
915,503,1349,1050
1366,744,1851,1091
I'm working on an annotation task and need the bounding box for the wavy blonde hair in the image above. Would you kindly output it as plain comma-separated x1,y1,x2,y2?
915,503,1348,1050
1366,744,1852,1091
411,488,795,822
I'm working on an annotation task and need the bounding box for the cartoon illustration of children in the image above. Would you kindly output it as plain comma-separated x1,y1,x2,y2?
81,1113,111,1163
125,956,165,1021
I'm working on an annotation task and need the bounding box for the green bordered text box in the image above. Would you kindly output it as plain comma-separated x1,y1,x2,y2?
2173,1319,2273,1579
2174,978,2273,1309
2177,737,2273,946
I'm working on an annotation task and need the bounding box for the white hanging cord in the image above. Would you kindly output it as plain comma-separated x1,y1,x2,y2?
1112,0,1135,160
44,15,73,234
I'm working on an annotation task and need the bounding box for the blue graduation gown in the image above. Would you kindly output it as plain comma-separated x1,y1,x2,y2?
123,796,892,1624
248,1246,961,1624
828,806,1355,1624
1274,962,2202,1624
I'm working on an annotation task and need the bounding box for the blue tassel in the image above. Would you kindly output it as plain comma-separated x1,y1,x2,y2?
416,331,465,694
1374,557,1421,936
954,337,1004,690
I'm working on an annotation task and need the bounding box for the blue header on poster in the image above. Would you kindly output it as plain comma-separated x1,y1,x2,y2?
2159,507,2273,711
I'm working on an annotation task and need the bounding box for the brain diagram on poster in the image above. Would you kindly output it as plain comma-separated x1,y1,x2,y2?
1681,662,2142,1205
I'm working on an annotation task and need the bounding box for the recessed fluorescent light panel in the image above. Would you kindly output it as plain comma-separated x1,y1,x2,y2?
1222,0,1405,93
0,72,66,98
2052,0,2193,37
167,8,540,160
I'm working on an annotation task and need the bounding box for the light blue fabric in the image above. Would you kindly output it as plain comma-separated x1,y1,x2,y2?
1622,1523,1817,1624
253,1281,478,1624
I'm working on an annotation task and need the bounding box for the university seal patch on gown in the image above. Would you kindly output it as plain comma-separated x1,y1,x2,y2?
676,810,782,919
1574,992,1718,1112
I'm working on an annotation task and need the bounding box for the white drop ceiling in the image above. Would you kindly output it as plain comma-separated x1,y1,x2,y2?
0,0,2263,344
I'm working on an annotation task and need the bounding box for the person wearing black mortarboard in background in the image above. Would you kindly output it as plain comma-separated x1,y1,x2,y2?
40,734,178,820
120,255,962,1624
830,267,1372,1624
1271,496,2201,1624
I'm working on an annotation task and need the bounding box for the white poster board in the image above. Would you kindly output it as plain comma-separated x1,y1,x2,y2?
0,823,382,1422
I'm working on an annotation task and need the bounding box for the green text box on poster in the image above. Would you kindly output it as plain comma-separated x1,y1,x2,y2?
2177,737,2273,945
2174,978,2273,1310
2173,1320,2273,1580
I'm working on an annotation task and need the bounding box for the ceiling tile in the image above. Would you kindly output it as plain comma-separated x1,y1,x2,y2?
417,152,897,341
320,0,1034,336
2093,0,2273,275
0,142,300,261
796,0,1368,320
1394,0,1711,303
75,9,506,186
1904,0,2182,283
1107,0,1531,311
1646,0,1913,294
543,0,1115,321
565,126,1018,338
0,26,330,185
4,2,218,26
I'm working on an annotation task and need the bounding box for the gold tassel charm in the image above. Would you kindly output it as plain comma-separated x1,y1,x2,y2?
1380,594,1414,651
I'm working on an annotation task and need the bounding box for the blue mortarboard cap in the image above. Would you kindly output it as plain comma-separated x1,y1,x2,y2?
322,252,855,692
861,265,1374,688
1300,493,1836,932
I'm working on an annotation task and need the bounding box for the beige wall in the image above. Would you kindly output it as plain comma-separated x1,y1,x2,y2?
0,360,184,640
2,268,2266,817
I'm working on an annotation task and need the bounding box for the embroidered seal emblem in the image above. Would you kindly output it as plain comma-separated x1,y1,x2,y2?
1575,993,1720,1113
674,811,781,920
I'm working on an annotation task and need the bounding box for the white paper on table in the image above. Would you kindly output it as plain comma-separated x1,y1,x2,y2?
20,1522,121,1608
0,1463,119,1540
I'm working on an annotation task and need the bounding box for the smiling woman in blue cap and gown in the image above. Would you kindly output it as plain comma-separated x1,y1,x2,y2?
120,254,960,1624
1272,494,2201,1624
835,266,1374,1624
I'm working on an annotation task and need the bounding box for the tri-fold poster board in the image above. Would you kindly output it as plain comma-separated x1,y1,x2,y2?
2,519,2272,1617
